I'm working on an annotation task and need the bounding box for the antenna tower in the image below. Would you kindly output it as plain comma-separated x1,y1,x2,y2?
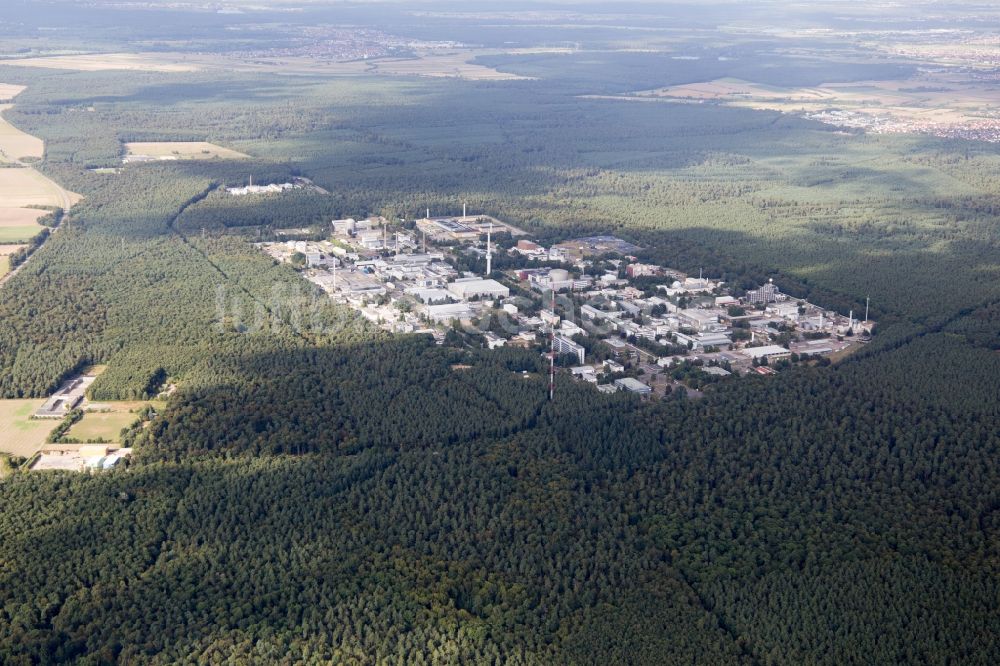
486,222,492,276
549,289,556,401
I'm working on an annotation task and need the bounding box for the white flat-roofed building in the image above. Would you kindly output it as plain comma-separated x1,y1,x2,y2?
425,302,476,323
392,253,444,265
678,308,719,331
604,359,625,373
332,218,356,234
768,302,801,319
356,230,385,250
697,332,732,350
483,332,506,349
447,278,510,300
553,336,586,364
740,345,791,361
614,377,652,395
409,288,453,304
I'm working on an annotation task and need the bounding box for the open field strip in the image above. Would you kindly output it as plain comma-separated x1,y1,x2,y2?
125,141,250,160
0,208,47,227
0,84,26,101
4,49,528,80
0,167,81,209
0,103,44,163
2,52,200,72
0,399,53,458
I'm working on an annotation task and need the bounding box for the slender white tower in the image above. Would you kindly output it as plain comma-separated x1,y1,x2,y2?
549,289,556,401
486,222,493,276
463,202,467,218
865,295,870,323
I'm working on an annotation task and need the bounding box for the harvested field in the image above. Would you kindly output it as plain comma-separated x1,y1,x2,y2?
4,53,200,73
0,208,47,227
369,51,530,80
0,84,26,102
631,72,1000,141
0,209,46,243
124,141,250,161
0,168,82,209
0,399,53,457
0,104,45,163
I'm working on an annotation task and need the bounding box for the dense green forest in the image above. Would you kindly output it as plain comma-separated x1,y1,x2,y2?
0,22,998,663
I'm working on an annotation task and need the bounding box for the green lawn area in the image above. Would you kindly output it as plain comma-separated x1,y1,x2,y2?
67,410,142,443
0,226,40,243
0,399,53,457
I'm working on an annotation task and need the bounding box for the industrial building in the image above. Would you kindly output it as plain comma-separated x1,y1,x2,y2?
614,377,653,395
425,302,476,323
447,278,510,300
740,345,791,361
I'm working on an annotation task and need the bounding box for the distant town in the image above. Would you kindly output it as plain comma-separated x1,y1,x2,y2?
257,208,873,399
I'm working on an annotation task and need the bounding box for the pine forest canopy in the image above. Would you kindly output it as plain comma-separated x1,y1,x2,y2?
0,1,998,663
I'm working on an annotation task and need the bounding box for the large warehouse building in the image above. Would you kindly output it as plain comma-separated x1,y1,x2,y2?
447,278,510,300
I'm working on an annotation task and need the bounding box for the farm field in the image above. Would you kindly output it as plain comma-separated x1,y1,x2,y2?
0,208,45,244
0,103,44,163
4,52,200,73
124,141,250,161
632,72,1000,140
0,226,38,243
0,167,82,209
0,244,26,275
0,399,52,457
0,84,26,102
4,49,528,81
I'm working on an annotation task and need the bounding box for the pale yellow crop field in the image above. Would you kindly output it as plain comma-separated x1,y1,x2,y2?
367,51,530,80
0,244,23,277
0,84,26,102
0,399,53,458
125,141,250,160
0,168,81,208
6,53,200,73
0,104,45,163
0,207,46,227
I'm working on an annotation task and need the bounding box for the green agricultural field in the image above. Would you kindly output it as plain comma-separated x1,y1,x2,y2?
0,399,52,457
0,226,40,243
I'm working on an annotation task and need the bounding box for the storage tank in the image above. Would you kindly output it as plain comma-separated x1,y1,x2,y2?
549,268,570,282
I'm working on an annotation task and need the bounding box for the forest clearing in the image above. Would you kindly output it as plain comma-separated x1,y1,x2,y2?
66,408,143,444
124,141,250,161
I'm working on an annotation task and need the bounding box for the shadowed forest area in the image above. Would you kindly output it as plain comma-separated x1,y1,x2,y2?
0,3,998,661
